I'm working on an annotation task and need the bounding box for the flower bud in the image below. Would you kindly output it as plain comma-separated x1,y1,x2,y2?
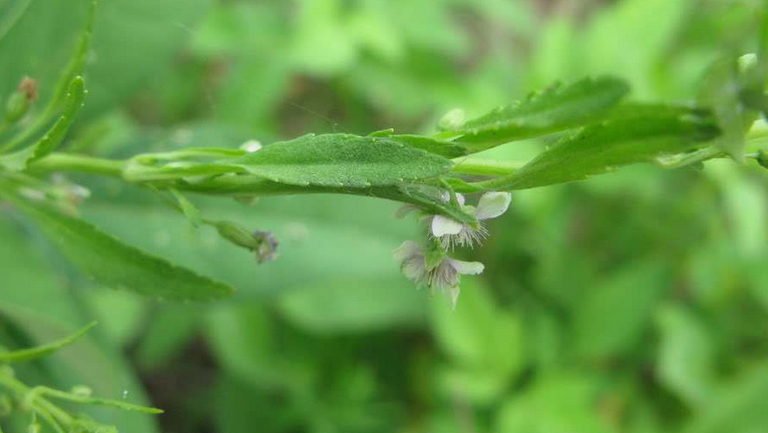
438,108,466,131
212,221,279,263
4,77,37,124
213,220,261,250
254,230,278,264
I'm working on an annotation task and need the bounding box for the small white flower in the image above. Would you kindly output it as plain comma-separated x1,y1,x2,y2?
393,241,429,285
431,192,511,249
394,241,484,308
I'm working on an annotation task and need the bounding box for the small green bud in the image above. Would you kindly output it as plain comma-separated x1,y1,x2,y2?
4,77,37,123
213,220,261,250
438,108,466,131
738,53,758,74
212,221,279,263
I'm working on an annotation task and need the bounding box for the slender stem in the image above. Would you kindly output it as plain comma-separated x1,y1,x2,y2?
655,146,725,169
26,153,126,177
0,370,73,426
451,158,525,176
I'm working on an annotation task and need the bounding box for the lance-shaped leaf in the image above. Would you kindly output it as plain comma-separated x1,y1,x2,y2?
0,0,95,152
0,321,96,362
474,106,720,190
0,77,85,170
389,134,468,158
0,185,234,301
450,76,630,152
32,387,163,414
228,133,453,187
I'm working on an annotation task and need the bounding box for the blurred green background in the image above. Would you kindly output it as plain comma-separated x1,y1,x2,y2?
2,0,768,432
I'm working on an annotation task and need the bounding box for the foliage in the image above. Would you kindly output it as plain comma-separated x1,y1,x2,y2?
1,0,768,432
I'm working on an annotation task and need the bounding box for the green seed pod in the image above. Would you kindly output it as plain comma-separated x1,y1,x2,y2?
212,220,261,250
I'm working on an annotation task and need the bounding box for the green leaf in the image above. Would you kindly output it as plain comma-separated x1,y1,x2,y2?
0,1,94,154
389,134,468,158
0,185,234,301
0,1,87,106
430,280,524,403
0,77,86,169
495,373,613,433
34,386,163,414
656,305,716,408
476,106,719,190
0,322,96,363
572,262,669,360
277,277,426,334
228,133,453,187
0,217,159,433
451,76,630,152
683,363,768,433
82,0,214,118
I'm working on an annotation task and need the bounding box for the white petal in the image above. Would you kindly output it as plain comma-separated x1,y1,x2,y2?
455,193,466,206
475,192,511,220
440,191,465,206
448,259,484,275
402,259,427,282
446,285,461,309
393,241,421,262
431,215,464,237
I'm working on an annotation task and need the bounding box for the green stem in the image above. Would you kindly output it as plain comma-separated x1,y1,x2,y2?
654,146,725,169
451,158,525,176
27,152,126,177
0,370,73,427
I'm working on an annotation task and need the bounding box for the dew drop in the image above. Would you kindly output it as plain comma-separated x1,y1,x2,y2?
122,390,129,400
